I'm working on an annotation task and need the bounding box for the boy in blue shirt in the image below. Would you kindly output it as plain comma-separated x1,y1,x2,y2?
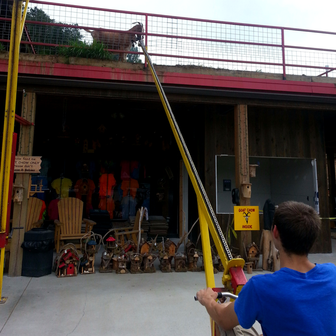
196,201,336,336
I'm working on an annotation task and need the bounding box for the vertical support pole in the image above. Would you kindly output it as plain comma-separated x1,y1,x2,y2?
0,133,16,303
327,150,335,228
198,199,216,336
144,14,148,68
6,134,18,242
197,199,215,289
234,104,251,258
179,160,188,238
179,160,183,237
281,28,286,80
8,92,36,277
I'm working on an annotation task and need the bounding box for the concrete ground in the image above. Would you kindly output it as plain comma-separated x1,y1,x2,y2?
0,238,335,336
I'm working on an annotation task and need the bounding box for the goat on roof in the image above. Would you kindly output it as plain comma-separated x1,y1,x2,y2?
85,22,143,62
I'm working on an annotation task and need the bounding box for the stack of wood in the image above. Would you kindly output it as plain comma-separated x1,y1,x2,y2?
55,244,80,277
148,216,169,238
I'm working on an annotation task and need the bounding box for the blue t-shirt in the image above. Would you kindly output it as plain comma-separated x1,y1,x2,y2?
234,263,336,336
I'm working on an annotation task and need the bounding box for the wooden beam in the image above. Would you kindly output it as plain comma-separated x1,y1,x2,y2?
234,104,251,258
1,84,335,111
8,92,36,277
179,160,183,238
327,149,335,229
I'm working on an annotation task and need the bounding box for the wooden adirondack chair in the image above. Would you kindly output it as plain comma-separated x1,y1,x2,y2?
26,197,44,231
54,197,96,253
114,207,146,249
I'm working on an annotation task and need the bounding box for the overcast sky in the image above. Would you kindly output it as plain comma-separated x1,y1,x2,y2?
49,0,336,32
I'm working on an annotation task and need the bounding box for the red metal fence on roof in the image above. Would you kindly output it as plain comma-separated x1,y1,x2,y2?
0,0,335,78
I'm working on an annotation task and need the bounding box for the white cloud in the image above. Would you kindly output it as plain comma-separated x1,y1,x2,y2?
48,0,336,31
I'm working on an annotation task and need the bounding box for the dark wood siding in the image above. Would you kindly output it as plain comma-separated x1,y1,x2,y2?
205,105,331,253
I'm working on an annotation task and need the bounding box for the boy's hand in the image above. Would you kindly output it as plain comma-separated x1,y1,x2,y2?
196,287,218,306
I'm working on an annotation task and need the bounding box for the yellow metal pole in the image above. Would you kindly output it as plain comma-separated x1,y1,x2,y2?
141,42,228,259
139,40,244,287
197,199,215,288
0,0,26,303
197,204,216,336
20,1,29,40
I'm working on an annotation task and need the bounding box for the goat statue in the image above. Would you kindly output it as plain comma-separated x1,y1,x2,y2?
85,22,143,62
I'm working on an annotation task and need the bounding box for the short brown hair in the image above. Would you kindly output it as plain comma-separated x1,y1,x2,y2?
272,201,321,255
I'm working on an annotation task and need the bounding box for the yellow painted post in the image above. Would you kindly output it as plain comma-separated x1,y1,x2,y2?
197,200,216,335
197,199,215,288
0,0,28,303
138,38,245,286
138,38,245,335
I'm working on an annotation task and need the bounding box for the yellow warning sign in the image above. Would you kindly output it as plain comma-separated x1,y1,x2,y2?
234,206,260,231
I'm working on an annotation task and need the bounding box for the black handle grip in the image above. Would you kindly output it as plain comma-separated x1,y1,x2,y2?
194,292,238,301
194,292,223,301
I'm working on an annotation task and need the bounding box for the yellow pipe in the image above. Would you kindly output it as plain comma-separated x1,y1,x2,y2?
0,249,4,300
0,0,25,300
20,1,30,40
197,199,215,288
143,45,228,262
0,1,20,233
139,41,246,334
139,40,245,289
198,199,216,336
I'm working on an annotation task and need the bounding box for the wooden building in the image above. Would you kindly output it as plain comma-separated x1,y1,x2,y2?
1,26,336,276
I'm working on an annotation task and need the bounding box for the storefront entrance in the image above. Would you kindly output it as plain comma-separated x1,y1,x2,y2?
32,94,183,237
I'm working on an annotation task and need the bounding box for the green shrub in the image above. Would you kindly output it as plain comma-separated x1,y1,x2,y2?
58,40,118,61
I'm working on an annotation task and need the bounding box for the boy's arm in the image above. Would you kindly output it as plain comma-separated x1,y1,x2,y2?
196,288,240,330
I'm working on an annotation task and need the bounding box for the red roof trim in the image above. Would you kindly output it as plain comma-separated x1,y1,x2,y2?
1,59,335,96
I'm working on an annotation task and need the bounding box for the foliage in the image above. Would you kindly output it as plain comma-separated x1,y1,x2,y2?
24,6,83,55
127,46,142,64
58,40,118,61
0,43,4,52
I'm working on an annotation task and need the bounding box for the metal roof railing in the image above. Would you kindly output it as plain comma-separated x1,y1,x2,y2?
0,0,335,78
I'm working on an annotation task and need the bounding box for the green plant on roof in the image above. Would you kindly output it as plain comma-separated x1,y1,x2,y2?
58,40,118,61
24,6,83,55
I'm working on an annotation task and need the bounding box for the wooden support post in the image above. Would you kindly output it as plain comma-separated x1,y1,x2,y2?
327,150,335,229
8,92,36,277
234,104,251,258
179,160,188,238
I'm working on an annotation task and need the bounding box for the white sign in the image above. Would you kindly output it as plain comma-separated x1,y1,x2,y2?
14,156,41,173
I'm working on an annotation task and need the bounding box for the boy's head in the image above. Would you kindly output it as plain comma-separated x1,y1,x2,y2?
272,201,321,255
